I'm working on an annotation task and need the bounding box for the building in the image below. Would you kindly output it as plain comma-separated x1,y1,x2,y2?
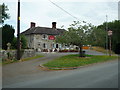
21,22,65,52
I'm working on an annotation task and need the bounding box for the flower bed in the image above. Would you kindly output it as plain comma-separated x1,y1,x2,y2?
59,49,78,52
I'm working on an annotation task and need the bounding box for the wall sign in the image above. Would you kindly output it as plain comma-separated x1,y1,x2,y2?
48,35,55,40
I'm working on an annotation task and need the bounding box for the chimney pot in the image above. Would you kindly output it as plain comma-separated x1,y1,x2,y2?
52,22,56,29
30,22,36,28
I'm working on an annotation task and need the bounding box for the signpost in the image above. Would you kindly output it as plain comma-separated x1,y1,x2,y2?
108,30,112,56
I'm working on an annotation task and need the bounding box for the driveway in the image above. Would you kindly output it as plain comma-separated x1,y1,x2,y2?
2,52,77,87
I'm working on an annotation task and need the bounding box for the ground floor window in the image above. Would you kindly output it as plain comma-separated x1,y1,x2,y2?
43,43,46,48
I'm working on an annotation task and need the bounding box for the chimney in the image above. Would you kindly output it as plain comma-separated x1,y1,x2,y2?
30,22,36,28
52,22,56,29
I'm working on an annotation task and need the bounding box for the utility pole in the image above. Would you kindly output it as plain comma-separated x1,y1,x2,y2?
105,15,108,55
17,0,20,60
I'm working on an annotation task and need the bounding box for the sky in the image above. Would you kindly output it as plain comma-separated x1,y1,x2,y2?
1,0,119,36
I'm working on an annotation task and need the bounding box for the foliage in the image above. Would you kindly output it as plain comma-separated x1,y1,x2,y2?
11,37,17,49
11,35,28,49
20,35,27,49
87,26,106,47
56,21,93,57
2,24,15,50
0,3,10,23
43,54,117,69
56,20,120,54
97,20,120,53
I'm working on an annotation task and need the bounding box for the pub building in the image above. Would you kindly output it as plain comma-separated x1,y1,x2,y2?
21,22,66,52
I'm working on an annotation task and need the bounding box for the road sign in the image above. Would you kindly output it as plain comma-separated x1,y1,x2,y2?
108,30,112,36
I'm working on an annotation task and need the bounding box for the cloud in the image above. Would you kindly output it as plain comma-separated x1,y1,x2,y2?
2,0,118,36
2,0,119,2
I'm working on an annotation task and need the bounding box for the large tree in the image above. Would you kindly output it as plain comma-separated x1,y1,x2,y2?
0,3,10,49
56,21,93,57
2,24,15,50
0,3,10,24
88,26,106,47
97,20,120,54
11,35,27,49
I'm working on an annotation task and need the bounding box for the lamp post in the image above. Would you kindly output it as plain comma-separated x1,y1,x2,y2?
17,0,20,60
108,30,112,56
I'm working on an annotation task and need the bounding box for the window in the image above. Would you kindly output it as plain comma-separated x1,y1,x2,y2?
53,44,54,48
56,44,58,48
42,34,47,39
43,43,46,48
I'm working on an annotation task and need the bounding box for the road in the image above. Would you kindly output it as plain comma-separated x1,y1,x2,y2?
2,50,119,88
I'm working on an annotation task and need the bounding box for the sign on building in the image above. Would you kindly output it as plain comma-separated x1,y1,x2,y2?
48,35,55,40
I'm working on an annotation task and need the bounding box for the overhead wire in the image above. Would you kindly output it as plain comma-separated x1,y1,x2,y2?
48,0,85,23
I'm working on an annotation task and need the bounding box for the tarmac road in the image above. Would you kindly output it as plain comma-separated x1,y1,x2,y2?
2,50,119,88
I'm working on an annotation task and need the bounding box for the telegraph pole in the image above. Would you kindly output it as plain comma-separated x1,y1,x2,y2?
105,15,108,55
17,0,20,60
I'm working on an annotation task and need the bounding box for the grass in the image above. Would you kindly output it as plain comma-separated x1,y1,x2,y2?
2,54,44,65
90,46,115,54
43,54,117,68
0,58,2,65
21,55,44,61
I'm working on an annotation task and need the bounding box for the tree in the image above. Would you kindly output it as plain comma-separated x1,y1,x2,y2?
0,3,10,24
88,26,106,47
56,21,93,57
11,37,17,49
20,35,27,49
2,24,15,50
97,20,120,53
11,35,27,49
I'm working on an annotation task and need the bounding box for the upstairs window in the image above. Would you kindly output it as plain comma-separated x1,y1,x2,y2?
42,34,47,39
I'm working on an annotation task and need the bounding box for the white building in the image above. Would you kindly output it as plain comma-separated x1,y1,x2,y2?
21,22,65,52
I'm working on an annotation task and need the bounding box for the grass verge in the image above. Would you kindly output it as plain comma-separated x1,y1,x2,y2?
90,46,115,54
21,55,44,61
2,55,44,65
43,54,117,68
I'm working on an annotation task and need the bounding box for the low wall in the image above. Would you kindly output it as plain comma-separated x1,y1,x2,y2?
1,49,36,60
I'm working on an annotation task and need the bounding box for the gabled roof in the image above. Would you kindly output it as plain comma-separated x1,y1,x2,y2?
21,26,65,35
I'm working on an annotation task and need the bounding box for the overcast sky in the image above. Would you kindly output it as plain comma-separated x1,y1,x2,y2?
1,0,119,36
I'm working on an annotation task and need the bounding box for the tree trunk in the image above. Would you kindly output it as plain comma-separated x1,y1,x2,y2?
79,44,83,57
